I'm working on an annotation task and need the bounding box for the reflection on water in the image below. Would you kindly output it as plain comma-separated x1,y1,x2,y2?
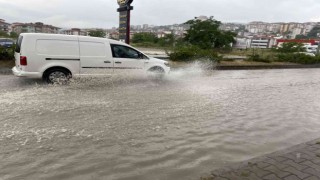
1,67,320,180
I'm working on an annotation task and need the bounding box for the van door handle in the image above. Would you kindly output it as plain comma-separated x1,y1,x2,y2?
104,61,111,63
115,62,122,64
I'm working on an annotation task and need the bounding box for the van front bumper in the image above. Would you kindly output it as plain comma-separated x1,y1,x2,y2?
12,67,42,78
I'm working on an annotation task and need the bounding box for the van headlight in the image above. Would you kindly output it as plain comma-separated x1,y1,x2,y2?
164,62,170,67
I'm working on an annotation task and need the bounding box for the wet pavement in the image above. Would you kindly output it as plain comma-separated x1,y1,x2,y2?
208,138,320,180
2,66,320,180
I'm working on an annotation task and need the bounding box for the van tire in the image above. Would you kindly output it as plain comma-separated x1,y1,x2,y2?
43,68,71,84
148,67,165,79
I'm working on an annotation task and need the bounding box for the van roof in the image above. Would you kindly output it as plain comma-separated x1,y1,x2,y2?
20,33,126,45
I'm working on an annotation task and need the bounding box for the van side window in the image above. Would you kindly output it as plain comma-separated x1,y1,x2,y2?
110,44,141,59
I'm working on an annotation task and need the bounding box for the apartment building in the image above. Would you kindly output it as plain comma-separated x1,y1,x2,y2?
245,21,317,39
0,19,11,32
60,28,87,36
246,21,268,33
11,22,60,34
251,37,275,49
234,36,277,49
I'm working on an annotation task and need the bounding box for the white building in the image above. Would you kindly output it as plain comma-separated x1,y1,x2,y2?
60,28,87,36
234,38,251,49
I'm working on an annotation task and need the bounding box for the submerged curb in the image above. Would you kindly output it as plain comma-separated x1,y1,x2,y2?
217,64,320,70
2,64,320,75
207,138,320,179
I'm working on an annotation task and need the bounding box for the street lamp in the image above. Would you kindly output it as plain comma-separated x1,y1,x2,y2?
117,0,134,44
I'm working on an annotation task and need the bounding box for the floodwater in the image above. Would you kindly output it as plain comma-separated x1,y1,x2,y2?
1,65,320,180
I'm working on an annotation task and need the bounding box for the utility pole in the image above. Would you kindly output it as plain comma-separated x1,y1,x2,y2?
117,0,134,44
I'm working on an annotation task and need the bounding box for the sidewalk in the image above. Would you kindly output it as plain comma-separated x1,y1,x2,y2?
207,138,320,180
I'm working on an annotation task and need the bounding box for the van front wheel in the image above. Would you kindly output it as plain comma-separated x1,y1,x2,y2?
147,67,165,79
44,68,71,84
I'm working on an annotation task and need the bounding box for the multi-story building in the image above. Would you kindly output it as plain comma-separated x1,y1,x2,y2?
59,28,87,36
246,21,268,34
266,23,282,33
220,23,244,32
244,21,318,39
291,28,304,38
234,36,277,49
250,36,276,49
142,24,149,29
11,22,60,34
234,38,251,49
0,19,11,33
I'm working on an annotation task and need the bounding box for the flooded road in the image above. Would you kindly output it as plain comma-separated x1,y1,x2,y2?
1,67,320,180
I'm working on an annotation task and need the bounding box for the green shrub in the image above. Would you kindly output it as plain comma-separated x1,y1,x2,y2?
0,45,15,60
248,54,272,63
276,53,320,64
168,45,221,62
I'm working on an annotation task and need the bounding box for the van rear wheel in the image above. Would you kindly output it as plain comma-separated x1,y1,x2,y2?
44,68,71,84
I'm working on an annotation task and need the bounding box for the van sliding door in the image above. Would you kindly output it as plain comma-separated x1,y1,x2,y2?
80,41,113,76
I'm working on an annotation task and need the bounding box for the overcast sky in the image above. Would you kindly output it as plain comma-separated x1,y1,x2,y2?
1,0,320,28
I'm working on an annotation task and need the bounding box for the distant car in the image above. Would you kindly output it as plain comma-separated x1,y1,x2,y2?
305,45,318,54
0,38,14,48
295,52,316,56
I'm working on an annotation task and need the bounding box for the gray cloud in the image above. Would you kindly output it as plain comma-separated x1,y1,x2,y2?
0,0,320,28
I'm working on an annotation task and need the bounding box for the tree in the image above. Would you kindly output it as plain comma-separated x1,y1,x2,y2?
157,34,175,47
88,30,106,38
10,32,19,39
132,32,158,44
183,17,236,49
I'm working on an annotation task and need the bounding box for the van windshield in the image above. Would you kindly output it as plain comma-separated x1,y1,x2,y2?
15,36,23,53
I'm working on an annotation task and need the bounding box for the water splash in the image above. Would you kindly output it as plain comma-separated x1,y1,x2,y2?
165,60,217,81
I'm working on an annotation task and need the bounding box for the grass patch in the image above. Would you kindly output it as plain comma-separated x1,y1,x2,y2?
0,60,15,68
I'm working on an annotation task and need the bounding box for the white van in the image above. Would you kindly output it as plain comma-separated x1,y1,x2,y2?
12,33,170,83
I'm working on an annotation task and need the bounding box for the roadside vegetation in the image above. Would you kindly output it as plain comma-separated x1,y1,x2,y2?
0,30,16,67
227,42,320,65
0,45,15,67
133,17,236,62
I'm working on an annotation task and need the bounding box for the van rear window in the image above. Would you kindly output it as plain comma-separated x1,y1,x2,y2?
15,36,23,53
